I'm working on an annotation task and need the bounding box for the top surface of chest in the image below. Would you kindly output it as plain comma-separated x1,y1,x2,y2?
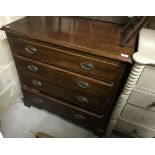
1,16,135,63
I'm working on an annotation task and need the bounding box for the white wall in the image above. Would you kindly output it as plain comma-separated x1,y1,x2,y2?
0,16,24,118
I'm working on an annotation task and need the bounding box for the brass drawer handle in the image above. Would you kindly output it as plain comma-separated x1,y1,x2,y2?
33,98,43,103
77,81,90,89
76,96,88,103
32,80,42,86
27,65,39,72
80,62,94,71
74,114,85,120
25,46,37,54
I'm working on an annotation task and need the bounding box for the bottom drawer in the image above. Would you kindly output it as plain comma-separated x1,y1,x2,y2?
22,86,103,130
115,118,155,138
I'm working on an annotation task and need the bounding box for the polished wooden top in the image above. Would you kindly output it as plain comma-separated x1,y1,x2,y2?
1,16,135,62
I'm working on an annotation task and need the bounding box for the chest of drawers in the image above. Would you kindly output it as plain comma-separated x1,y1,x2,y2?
113,67,155,138
106,28,155,138
1,17,135,136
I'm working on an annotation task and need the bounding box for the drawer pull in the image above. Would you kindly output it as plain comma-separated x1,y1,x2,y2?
77,81,90,89
33,98,43,103
76,96,88,103
25,46,37,54
74,114,85,120
152,102,155,106
27,65,39,72
32,80,42,86
80,62,94,71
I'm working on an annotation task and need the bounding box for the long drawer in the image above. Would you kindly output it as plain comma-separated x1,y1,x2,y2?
14,55,112,98
128,89,155,112
121,104,155,128
8,36,119,82
22,86,103,130
115,118,155,138
21,73,108,114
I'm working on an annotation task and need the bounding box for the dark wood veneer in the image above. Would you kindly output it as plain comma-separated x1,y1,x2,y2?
21,73,109,114
22,85,102,130
14,55,112,97
2,16,135,63
1,16,136,136
8,36,119,82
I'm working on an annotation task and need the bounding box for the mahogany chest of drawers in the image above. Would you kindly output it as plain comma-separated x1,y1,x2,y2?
1,17,135,136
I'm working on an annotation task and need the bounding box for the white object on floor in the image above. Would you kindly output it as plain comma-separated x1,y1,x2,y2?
0,61,22,119
0,132,3,138
0,39,13,70
1,100,97,138
0,16,24,120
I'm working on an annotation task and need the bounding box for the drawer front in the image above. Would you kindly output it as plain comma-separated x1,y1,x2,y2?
136,67,155,93
121,104,155,128
14,55,111,98
22,86,102,129
8,36,119,82
128,89,155,112
115,118,155,138
21,74,108,114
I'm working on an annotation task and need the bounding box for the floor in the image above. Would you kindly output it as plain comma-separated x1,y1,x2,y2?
0,99,97,138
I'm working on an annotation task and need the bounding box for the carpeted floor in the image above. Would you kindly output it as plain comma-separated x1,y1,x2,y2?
0,100,97,138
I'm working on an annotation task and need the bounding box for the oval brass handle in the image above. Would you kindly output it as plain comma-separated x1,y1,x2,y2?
77,81,90,89
80,62,94,71
27,65,39,72
74,114,85,120
33,98,42,103
32,80,42,86
76,96,88,103
152,102,155,106
25,46,37,54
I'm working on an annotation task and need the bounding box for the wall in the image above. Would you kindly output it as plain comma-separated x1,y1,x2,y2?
0,16,24,118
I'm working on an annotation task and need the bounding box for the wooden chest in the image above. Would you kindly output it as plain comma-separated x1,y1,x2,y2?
1,17,135,136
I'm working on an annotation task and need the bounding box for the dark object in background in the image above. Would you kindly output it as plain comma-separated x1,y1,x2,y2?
120,16,149,47
82,16,149,47
82,16,128,25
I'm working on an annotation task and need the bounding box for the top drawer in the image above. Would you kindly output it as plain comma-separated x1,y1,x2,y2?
7,36,119,82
